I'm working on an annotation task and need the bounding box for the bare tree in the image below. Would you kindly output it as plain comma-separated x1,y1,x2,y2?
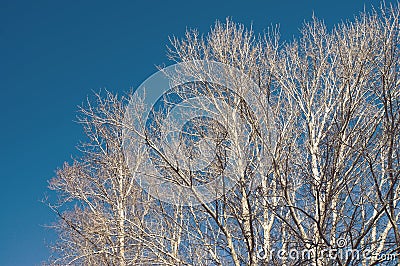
47,3,399,266
47,92,188,265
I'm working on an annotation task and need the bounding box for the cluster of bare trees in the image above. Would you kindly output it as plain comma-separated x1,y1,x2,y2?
47,3,399,265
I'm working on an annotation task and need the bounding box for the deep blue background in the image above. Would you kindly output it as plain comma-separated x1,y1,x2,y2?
0,0,395,264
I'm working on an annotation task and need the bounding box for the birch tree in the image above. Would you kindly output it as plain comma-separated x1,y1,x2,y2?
47,3,399,265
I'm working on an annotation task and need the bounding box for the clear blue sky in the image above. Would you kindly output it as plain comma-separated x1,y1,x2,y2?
0,0,396,264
